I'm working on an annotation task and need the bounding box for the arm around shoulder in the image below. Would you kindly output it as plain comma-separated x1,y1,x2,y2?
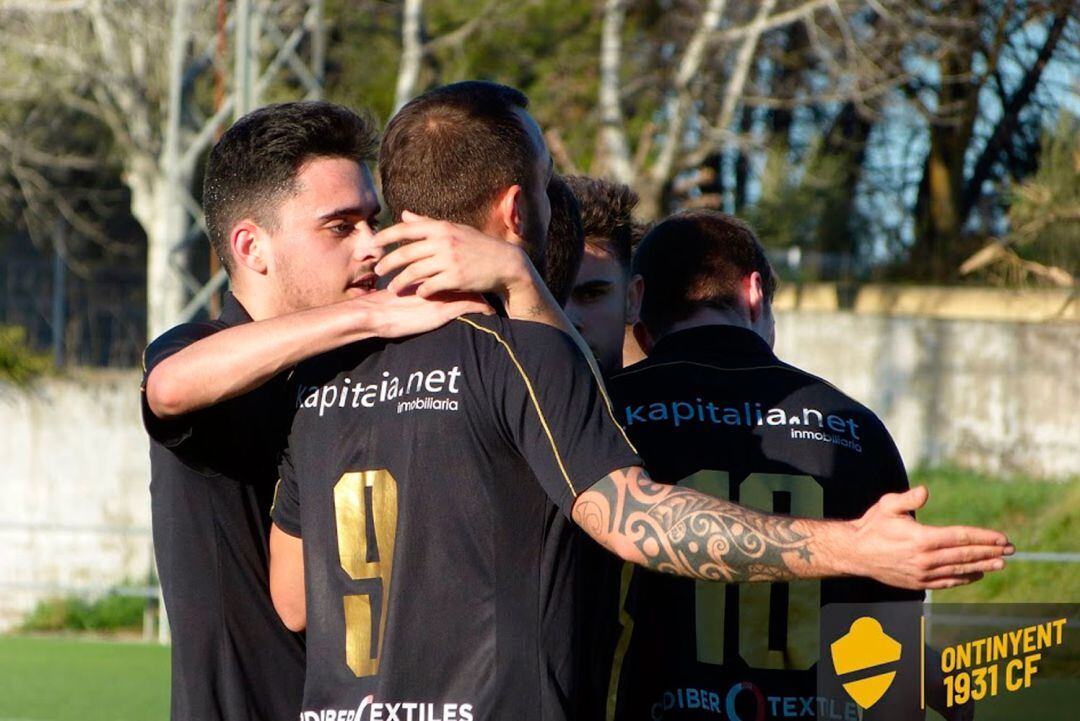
145,293,488,419
571,467,1014,590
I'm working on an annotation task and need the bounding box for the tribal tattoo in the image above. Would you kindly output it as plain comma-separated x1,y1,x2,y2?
573,467,815,583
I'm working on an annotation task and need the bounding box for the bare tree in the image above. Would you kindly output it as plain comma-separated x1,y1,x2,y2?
0,0,213,336
591,0,935,220
904,0,1076,279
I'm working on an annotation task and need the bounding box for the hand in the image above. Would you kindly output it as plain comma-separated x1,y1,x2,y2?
349,288,492,339
844,486,1014,590
372,211,535,299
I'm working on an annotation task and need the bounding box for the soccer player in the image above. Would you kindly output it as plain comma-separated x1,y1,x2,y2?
605,210,977,720
563,175,646,375
560,175,644,717
542,174,586,306
267,83,1012,721
141,100,542,721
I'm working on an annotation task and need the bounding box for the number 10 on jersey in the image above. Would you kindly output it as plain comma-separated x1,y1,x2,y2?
680,470,823,671
334,470,400,677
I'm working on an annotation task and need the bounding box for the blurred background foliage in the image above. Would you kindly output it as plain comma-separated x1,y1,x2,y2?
0,0,1076,365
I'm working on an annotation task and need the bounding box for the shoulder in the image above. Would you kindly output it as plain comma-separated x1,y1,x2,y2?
771,361,897,445
143,319,227,374
452,314,579,356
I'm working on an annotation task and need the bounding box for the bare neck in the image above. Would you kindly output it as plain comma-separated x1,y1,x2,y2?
229,281,279,322
661,307,763,342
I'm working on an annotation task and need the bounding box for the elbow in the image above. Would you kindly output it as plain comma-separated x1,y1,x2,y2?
145,367,187,419
277,603,307,633
269,525,307,632
271,587,306,632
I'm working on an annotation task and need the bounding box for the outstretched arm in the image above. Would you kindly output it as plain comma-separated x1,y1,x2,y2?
145,291,489,419
572,467,1013,590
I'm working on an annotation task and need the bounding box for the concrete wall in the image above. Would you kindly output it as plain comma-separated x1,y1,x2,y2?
0,370,151,631
0,304,1076,629
773,313,1079,480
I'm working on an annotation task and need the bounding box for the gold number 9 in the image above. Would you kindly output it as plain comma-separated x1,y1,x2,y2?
334,470,400,677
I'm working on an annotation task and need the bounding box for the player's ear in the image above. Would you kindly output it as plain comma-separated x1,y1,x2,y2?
491,184,524,242
632,319,655,356
625,274,644,324
745,271,765,324
231,220,270,275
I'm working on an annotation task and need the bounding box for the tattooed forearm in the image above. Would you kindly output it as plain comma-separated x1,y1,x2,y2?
573,467,816,583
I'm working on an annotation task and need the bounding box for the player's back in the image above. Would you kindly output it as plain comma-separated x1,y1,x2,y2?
273,313,639,721
606,324,920,721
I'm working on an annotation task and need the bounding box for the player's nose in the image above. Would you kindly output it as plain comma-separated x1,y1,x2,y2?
352,225,385,265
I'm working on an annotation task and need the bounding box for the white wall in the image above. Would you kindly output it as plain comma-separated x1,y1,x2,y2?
774,313,1079,480
0,370,151,631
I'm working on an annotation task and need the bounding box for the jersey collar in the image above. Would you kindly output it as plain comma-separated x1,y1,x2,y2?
646,324,777,367
219,291,254,326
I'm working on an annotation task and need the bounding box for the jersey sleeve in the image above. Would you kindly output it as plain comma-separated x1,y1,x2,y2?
471,317,642,516
140,322,221,449
270,443,303,538
853,412,911,502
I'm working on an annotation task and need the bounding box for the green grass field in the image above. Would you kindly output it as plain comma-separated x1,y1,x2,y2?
0,636,168,721
0,469,1075,721
913,467,1079,603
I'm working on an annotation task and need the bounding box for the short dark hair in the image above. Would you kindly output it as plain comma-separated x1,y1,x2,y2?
379,81,537,232
633,210,778,336
543,176,585,306
203,101,377,273
564,175,638,273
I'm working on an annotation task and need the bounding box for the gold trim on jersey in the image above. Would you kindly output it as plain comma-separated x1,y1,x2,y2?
456,317,578,497
606,561,635,721
270,478,282,516
584,353,639,456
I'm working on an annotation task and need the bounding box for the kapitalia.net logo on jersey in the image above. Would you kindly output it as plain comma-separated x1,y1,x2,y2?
296,366,463,417
623,399,863,452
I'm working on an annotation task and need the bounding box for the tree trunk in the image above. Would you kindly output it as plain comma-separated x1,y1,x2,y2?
394,0,424,113
910,2,980,281
814,102,872,256
598,0,634,184
130,154,193,340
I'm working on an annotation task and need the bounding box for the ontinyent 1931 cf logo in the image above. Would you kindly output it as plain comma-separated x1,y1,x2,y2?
830,617,903,710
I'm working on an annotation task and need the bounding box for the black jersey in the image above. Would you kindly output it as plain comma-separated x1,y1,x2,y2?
141,293,306,721
606,326,922,721
271,314,641,721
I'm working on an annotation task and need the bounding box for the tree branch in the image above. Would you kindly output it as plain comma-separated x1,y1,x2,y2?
961,9,1070,218
649,0,727,186
714,0,828,42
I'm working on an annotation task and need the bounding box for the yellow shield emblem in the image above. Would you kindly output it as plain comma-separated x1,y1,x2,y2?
830,617,903,709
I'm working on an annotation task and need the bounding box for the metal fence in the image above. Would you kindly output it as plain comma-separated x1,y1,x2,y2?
0,256,146,368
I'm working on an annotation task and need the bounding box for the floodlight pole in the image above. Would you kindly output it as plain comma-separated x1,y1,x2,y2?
153,0,325,338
